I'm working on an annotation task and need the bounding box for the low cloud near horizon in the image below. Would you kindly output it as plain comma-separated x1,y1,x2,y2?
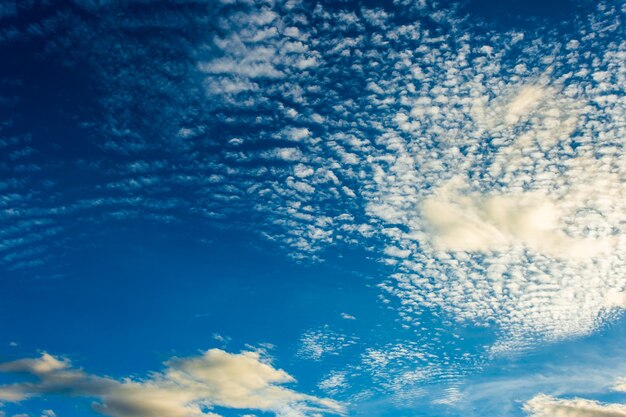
524,378,626,417
0,350,344,417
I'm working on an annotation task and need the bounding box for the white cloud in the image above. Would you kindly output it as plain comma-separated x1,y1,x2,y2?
358,3,626,349
4,0,626,394
505,85,546,124
318,372,348,396
521,373,626,417
606,291,626,309
282,128,311,141
0,350,344,417
0,353,68,378
524,394,626,417
298,327,358,361
421,177,616,259
383,246,411,258
614,378,626,393
261,148,304,162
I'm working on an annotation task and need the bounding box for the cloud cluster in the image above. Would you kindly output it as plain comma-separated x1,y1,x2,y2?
1,0,625,397
0,350,344,417
297,326,358,361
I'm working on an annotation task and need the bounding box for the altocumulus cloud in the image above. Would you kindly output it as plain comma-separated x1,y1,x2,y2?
2,0,626,397
0,350,345,417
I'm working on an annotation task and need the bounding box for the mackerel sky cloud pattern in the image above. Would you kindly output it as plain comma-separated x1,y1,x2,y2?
0,0,625,416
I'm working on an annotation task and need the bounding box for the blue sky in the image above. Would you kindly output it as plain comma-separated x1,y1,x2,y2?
0,0,625,416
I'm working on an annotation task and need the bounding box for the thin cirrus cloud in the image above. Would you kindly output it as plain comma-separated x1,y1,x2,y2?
0,350,345,417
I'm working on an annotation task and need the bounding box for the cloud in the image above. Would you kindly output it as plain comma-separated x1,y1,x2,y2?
606,291,626,309
614,378,626,393
504,85,546,124
298,327,358,361
383,246,412,258
362,2,626,347
2,0,625,395
0,353,68,375
0,350,344,417
523,376,626,417
421,177,616,259
318,372,349,396
524,394,626,417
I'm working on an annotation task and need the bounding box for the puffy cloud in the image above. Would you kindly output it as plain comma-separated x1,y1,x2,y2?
383,246,412,258
524,376,626,417
0,350,344,417
524,394,626,417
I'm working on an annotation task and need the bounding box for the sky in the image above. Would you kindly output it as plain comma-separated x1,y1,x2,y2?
0,0,625,416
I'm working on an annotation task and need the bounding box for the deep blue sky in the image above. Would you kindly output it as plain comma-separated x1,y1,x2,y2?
0,0,625,416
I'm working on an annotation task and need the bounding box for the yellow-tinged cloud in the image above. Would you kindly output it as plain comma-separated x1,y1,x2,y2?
525,376,626,417
421,177,617,259
0,350,345,417
524,394,626,417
